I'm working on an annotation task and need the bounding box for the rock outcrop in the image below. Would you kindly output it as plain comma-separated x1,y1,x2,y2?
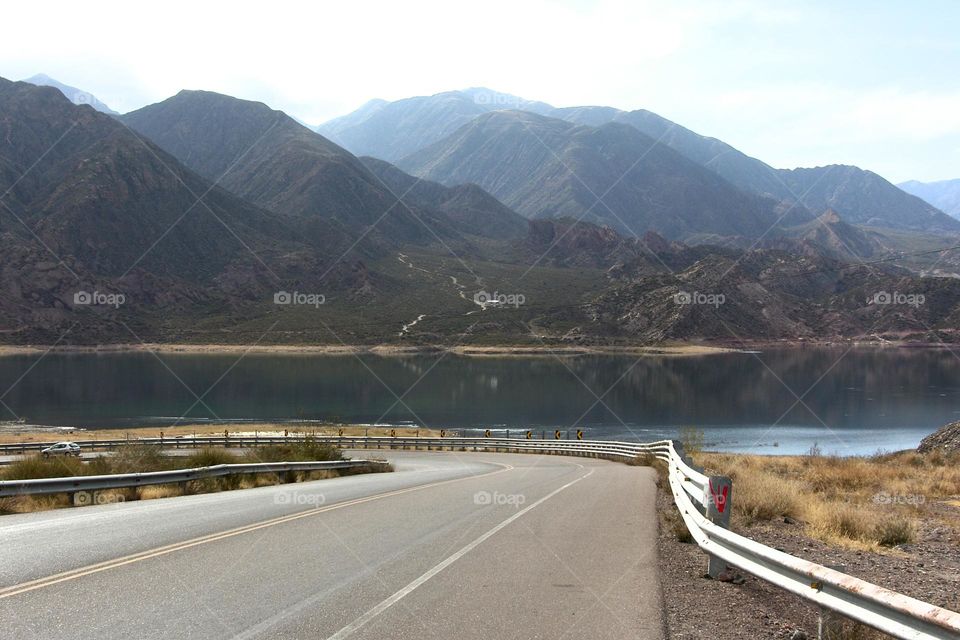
917,421,960,454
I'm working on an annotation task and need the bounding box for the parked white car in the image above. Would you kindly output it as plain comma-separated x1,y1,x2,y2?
40,442,81,457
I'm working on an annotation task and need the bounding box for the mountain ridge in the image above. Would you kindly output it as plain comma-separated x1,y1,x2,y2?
899,179,960,219
398,109,783,241
324,88,960,235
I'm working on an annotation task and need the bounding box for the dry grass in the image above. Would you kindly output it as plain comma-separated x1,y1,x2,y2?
186,448,241,468
698,450,960,550
139,484,185,500
0,494,70,514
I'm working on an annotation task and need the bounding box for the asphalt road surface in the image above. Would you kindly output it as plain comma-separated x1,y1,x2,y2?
0,451,663,639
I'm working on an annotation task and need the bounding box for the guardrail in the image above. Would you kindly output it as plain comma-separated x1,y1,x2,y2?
0,459,384,498
1,433,957,638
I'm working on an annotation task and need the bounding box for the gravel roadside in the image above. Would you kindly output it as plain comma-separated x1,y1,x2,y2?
656,487,960,639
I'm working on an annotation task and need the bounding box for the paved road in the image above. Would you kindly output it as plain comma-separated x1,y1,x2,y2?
0,451,663,639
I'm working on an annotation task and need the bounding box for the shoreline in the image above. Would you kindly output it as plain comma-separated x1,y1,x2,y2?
0,339,953,358
0,343,737,357
0,423,441,444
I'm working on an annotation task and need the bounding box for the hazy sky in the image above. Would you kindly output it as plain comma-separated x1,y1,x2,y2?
2,0,958,182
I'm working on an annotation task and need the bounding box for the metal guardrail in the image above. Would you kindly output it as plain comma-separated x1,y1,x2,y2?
1,433,957,638
0,460,384,497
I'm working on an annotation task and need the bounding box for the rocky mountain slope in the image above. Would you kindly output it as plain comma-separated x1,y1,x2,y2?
0,78,362,343
588,241,960,343
359,157,528,240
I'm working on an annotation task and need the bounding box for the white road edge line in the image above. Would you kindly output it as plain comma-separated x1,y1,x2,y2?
325,467,595,640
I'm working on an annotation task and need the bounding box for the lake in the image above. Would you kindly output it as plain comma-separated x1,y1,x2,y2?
0,347,958,456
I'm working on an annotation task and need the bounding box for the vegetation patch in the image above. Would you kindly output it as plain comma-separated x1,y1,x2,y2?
698,449,960,550
0,438,389,514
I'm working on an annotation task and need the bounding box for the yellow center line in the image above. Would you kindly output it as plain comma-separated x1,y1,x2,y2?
0,461,513,600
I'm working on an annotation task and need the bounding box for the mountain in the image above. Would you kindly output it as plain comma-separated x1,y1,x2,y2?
121,90,477,248
398,110,781,241
0,77,360,343
22,73,118,115
775,166,960,233
551,106,795,203
899,179,960,219
317,88,553,162
551,107,960,234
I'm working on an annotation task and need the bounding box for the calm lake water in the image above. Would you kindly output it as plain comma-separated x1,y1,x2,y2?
1,347,958,456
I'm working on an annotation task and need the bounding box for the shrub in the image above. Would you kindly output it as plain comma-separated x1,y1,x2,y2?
734,471,801,523
245,437,342,463
185,448,241,468
874,516,915,547
2,455,86,480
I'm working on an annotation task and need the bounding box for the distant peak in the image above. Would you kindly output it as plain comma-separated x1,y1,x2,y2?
25,73,55,83
21,73,117,115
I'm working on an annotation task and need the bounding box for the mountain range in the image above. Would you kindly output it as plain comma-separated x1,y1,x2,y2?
3,75,960,346
326,89,959,235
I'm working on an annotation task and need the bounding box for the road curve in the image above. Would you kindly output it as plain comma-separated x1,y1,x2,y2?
0,451,663,639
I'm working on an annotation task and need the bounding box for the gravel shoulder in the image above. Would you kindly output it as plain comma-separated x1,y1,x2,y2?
656,483,960,639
